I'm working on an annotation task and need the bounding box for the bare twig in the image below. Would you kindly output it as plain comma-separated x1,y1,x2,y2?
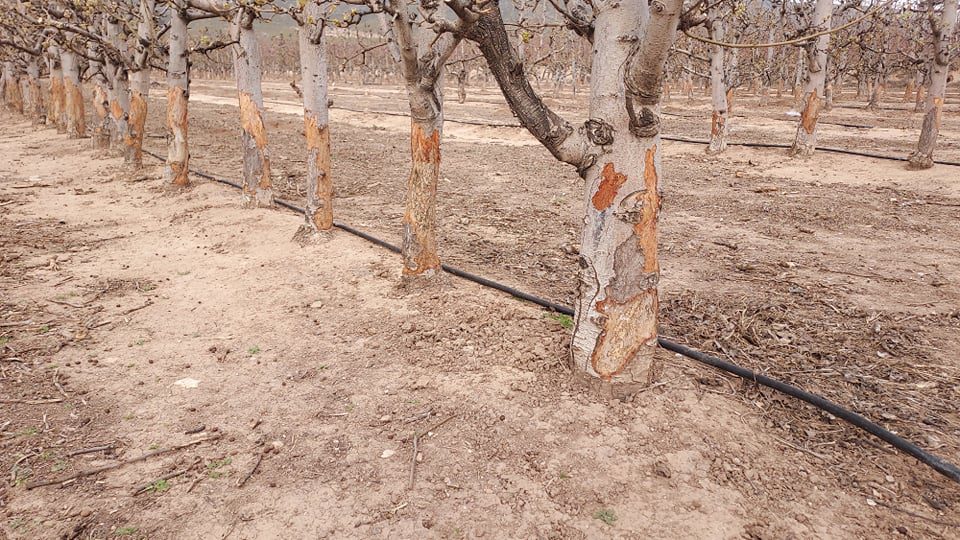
132,457,202,496
65,445,115,457
236,453,263,488
26,433,222,489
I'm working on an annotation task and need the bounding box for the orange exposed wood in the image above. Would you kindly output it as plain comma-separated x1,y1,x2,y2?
799,90,821,134
589,288,659,380
411,121,440,164
127,91,147,164
166,86,189,186
239,92,268,149
402,121,441,276
710,110,722,137
637,147,660,274
64,79,86,138
305,115,333,230
591,163,627,211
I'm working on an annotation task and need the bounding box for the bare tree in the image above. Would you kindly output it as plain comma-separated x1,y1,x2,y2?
788,0,833,157
908,0,959,169
457,0,682,391
293,0,334,233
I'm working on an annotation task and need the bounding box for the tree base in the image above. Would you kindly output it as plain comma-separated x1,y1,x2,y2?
907,153,934,170
292,224,333,246
567,353,663,401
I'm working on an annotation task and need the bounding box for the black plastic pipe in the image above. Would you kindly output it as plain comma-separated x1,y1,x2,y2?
141,149,960,484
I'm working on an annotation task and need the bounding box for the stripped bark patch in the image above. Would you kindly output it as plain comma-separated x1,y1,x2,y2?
239,92,268,149
304,116,333,230
401,121,442,276
638,147,660,274
591,163,628,211
800,90,821,134
128,91,148,164
589,288,659,380
166,86,189,187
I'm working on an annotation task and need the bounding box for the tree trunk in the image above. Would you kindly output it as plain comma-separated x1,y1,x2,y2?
908,0,958,169
298,8,334,232
232,9,274,207
570,1,674,390
47,51,66,133
165,5,190,186
25,59,44,125
866,75,882,111
2,62,24,114
61,51,86,138
789,0,831,157
706,18,728,154
127,0,155,167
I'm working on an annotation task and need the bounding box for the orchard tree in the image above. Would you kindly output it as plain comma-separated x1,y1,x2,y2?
908,0,959,169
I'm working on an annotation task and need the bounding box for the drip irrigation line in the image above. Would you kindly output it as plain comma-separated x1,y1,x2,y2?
140,149,960,484
661,135,960,167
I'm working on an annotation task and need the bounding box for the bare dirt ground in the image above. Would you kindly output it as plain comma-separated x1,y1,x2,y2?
1,81,959,539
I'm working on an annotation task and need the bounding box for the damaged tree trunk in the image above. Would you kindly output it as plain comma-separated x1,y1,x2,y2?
127,0,155,167
908,0,958,169
61,50,86,138
390,8,458,278
788,0,832,157
25,58,44,125
89,44,111,149
706,16,728,154
297,3,333,232
105,18,131,151
165,2,190,186
466,0,680,391
47,48,66,132
232,8,274,206
2,62,24,114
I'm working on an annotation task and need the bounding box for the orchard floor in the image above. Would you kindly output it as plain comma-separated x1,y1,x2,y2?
0,80,959,539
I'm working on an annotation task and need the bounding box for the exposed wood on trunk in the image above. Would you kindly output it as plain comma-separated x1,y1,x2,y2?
706,16,728,154
391,7,455,277
127,0,156,167
908,0,958,170
47,49,66,133
788,0,832,157
232,8,274,207
298,4,333,232
165,3,190,187
88,45,111,149
61,51,86,139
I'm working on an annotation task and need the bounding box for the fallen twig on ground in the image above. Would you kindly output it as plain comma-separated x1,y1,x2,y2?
26,433,222,489
132,458,202,495
236,453,263,488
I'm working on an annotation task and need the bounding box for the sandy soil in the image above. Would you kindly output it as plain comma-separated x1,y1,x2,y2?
1,81,959,539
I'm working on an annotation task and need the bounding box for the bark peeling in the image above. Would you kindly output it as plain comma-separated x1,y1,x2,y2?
401,121,442,276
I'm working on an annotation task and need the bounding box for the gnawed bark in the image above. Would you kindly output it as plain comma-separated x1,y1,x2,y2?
297,4,333,232
706,17,728,154
88,44,111,149
908,0,958,169
401,114,442,276
391,8,454,277
125,0,155,167
233,8,274,207
2,62,24,113
789,0,832,157
47,50,66,132
61,51,86,138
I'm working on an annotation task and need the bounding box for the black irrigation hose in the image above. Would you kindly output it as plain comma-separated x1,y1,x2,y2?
141,149,960,484
661,135,960,167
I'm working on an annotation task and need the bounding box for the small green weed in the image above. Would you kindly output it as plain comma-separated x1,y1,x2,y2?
545,312,574,329
593,508,617,526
